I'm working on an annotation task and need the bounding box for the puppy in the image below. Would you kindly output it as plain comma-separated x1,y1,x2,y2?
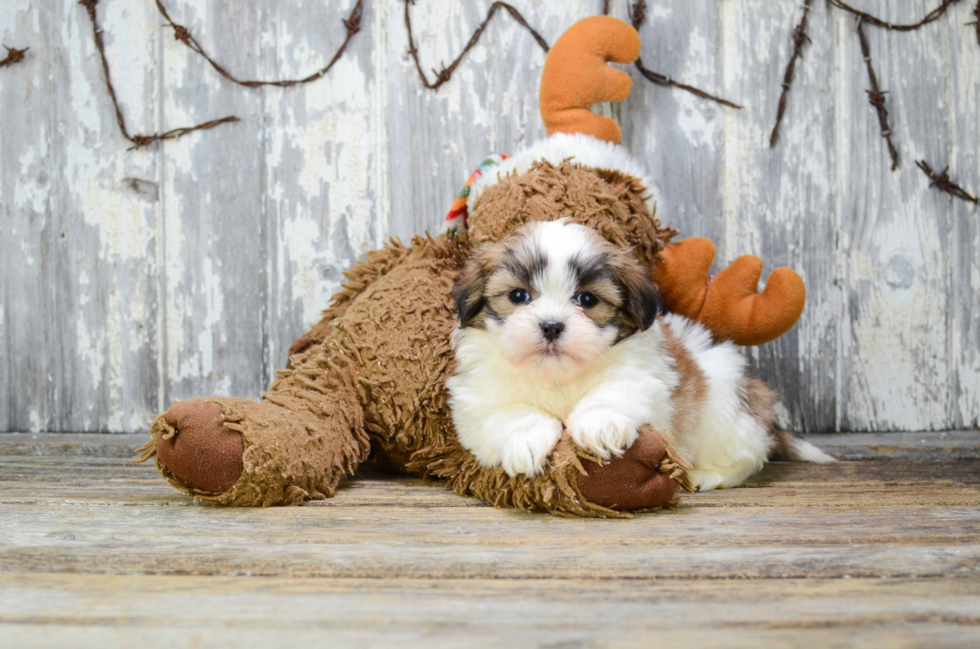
447,219,834,490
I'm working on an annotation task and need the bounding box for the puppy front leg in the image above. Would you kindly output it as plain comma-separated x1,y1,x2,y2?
567,378,669,461
457,407,564,478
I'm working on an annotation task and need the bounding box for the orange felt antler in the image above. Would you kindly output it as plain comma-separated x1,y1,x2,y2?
539,16,641,144
654,238,807,346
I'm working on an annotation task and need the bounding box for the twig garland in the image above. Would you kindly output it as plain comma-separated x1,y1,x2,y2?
0,45,28,69
404,0,549,91
78,0,237,150
917,160,979,204
772,0,973,170
628,1,742,109
828,0,962,31
856,19,899,171
404,0,739,109
769,0,812,148
60,0,980,159
155,0,365,88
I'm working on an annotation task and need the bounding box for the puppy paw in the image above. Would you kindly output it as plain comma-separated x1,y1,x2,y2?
499,417,563,478
688,470,725,492
567,406,640,461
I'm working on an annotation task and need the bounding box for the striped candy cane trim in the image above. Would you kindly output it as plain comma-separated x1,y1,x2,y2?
442,154,509,235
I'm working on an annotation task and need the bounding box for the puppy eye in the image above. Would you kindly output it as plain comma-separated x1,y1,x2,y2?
509,289,531,304
575,292,598,308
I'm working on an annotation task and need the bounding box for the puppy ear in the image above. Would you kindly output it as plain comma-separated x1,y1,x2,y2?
454,247,494,328
610,250,663,331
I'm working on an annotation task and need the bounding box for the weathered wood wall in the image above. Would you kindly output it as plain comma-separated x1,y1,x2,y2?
1,0,978,433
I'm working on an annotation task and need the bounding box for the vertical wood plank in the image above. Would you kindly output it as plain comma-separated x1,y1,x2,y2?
947,11,980,428
720,0,839,431
836,1,952,430
0,0,53,432
2,0,162,432
261,0,384,375
159,2,268,405
621,0,726,245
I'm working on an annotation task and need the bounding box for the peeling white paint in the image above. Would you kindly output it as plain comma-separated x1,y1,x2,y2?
2,0,979,432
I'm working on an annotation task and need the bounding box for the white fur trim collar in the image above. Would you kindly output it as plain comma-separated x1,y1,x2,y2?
466,133,658,213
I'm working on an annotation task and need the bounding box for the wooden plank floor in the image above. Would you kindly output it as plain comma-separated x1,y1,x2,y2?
1,432,979,647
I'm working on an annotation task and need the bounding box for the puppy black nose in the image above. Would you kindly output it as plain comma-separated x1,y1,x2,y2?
540,321,565,341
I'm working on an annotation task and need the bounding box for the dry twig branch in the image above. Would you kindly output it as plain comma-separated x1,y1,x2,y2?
155,0,365,88
0,45,28,69
404,0,548,91
770,0,813,147
602,0,611,15
628,1,742,109
856,19,899,171
78,0,237,150
828,0,962,31
917,160,979,204
404,0,739,109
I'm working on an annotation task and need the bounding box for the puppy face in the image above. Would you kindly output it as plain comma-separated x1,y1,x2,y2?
455,220,662,379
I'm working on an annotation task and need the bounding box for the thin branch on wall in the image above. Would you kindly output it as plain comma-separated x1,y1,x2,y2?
856,20,899,171
628,1,742,109
404,0,740,109
917,160,980,204
828,0,963,31
0,45,28,69
404,0,549,91
155,0,365,88
770,0,813,148
78,0,237,150
772,0,969,168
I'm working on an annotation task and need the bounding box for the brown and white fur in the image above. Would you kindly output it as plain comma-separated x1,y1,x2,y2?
447,220,834,490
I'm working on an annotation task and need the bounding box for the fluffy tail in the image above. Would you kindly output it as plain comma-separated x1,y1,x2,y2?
770,427,837,463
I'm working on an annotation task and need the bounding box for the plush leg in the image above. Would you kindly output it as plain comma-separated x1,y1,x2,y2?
141,363,369,507
138,241,417,506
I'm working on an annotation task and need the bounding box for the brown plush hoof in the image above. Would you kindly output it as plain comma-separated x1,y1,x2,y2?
155,401,244,495
577,427,679,511
286,335,315,369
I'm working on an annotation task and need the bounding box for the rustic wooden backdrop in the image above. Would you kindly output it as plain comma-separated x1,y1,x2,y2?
1,0,978,434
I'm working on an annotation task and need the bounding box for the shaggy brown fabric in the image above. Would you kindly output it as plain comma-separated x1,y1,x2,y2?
140,162,687,515
467,161,675,266
285,336,315,369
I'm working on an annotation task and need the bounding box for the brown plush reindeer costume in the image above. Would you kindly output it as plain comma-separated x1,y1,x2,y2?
138,16,805,516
